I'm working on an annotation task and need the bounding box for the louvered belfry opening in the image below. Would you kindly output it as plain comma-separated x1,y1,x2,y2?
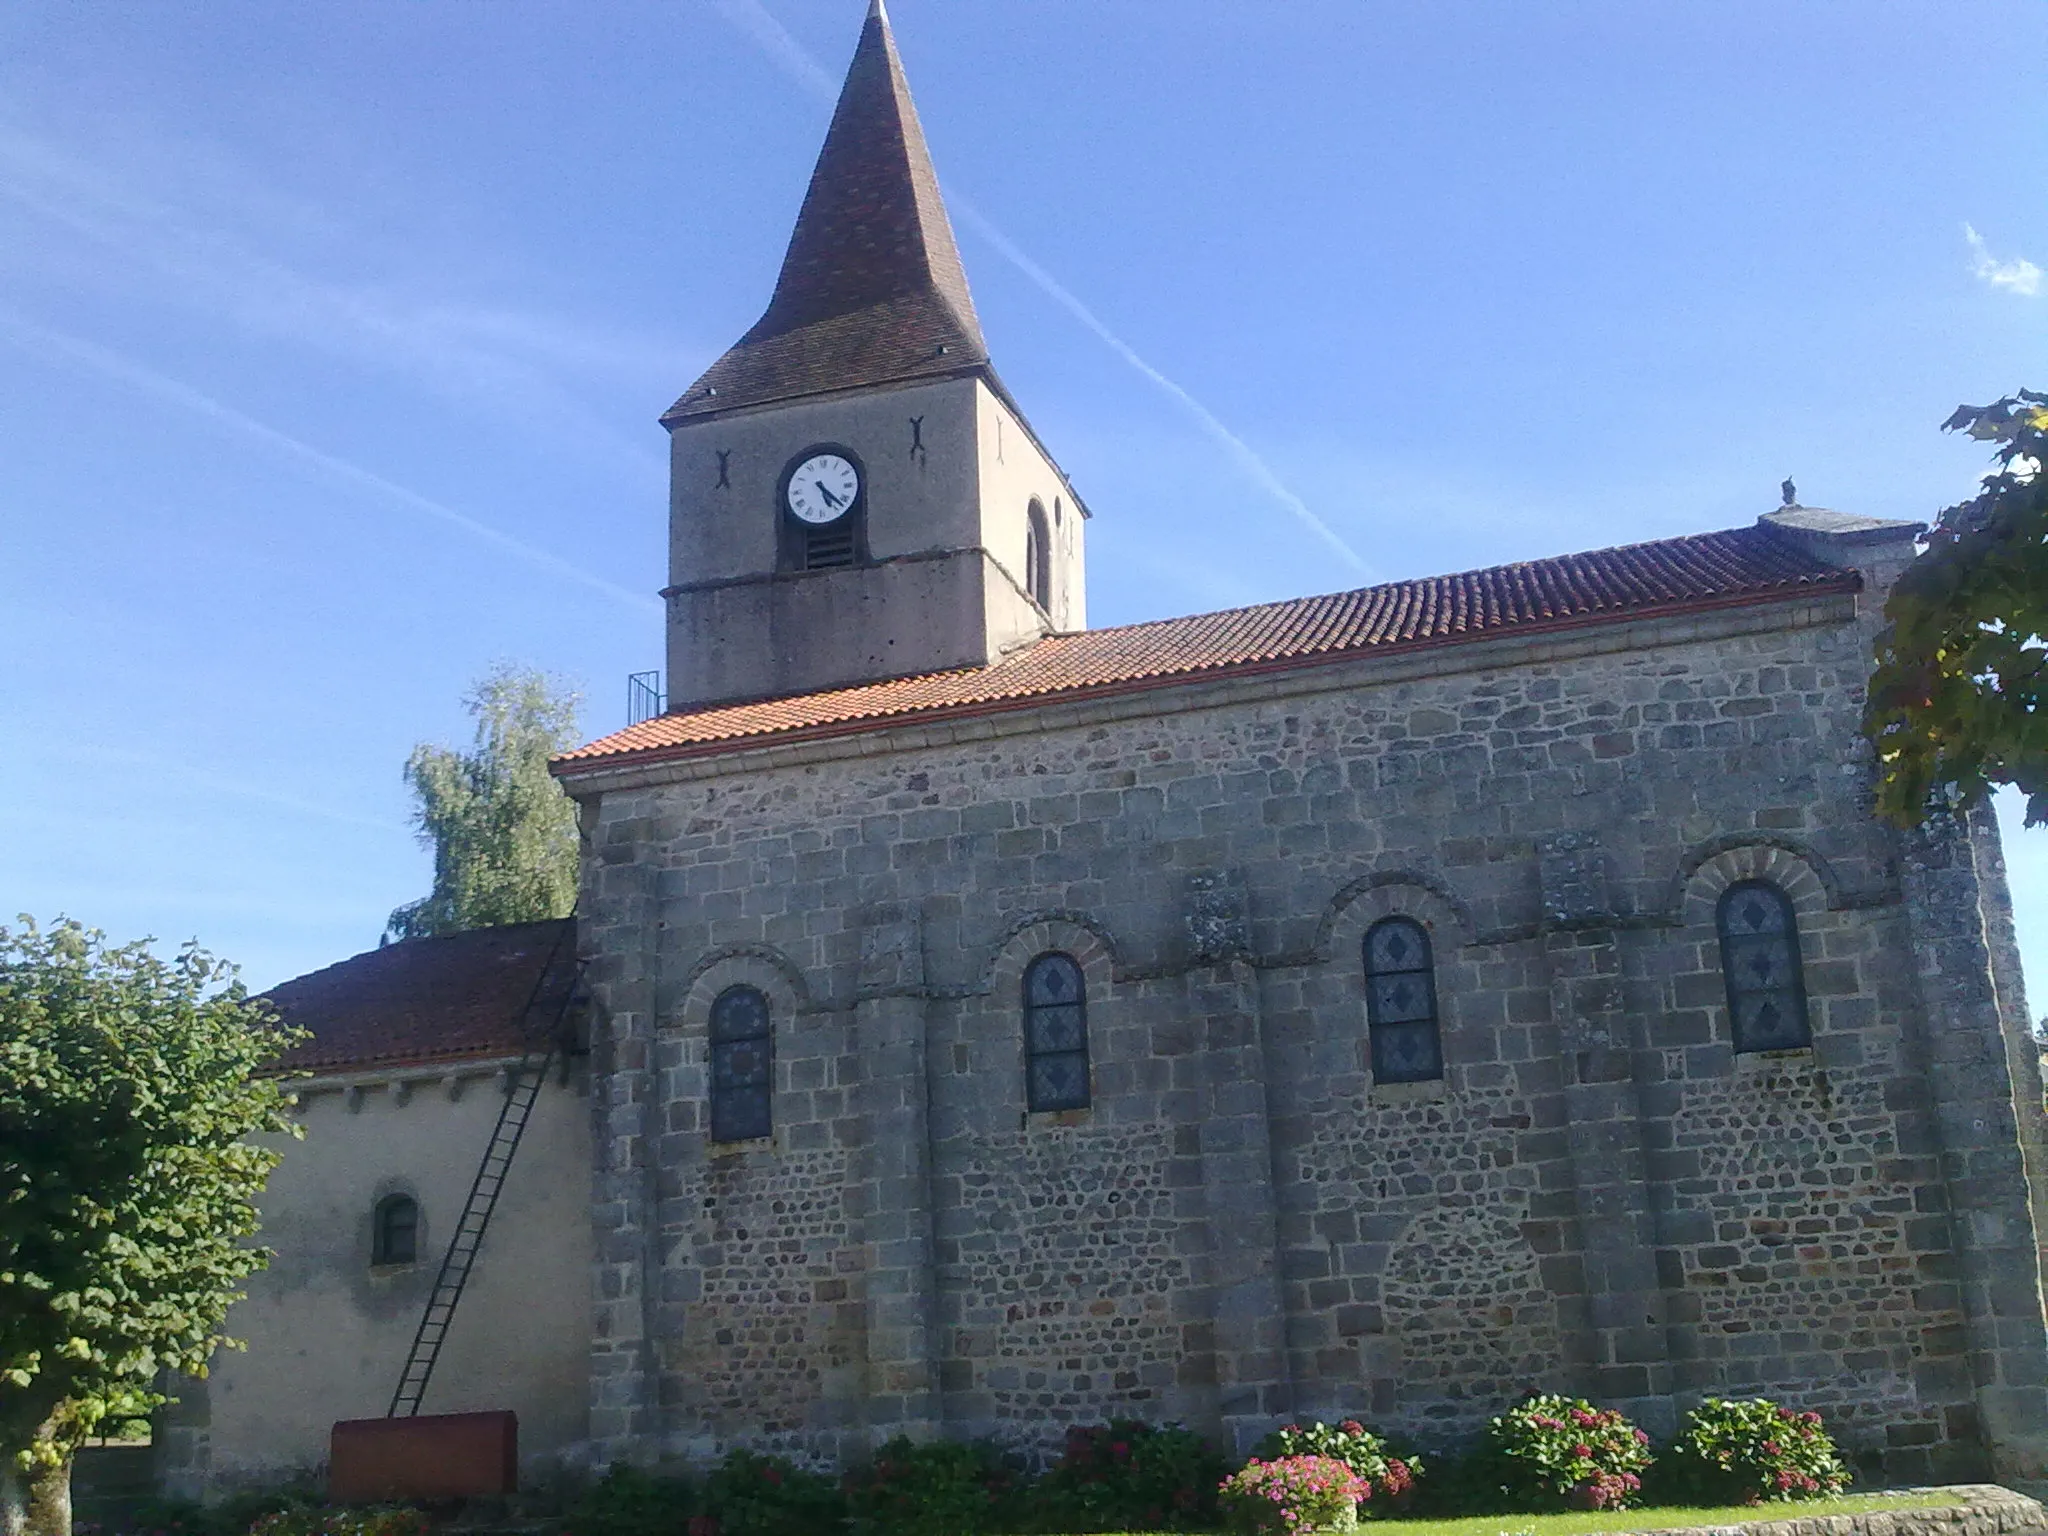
802,522,861,570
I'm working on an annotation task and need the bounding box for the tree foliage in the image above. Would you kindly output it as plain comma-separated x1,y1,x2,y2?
1865,390,2048,825
0,918,302,1532
384,664,581,943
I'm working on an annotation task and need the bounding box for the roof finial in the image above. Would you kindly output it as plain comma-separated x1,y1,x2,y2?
1781,477,1797,507
868,0,888,20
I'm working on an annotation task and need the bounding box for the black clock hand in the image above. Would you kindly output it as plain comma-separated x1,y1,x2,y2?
814,481,843,509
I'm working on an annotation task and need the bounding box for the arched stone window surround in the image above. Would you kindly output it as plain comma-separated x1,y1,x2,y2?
369,1185,422,1269
1313,869,1475,963
1676,843,1829,1056
983,917,1116,1118
665,947,810,1148
1669,834,1840,919
1316,875,1475,1093
1025,498,1053,612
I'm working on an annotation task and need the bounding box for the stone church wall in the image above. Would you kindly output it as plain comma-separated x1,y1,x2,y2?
576,561,2048,1479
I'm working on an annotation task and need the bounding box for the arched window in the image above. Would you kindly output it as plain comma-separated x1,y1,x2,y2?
1023,952,1089,1111
710,985,773,1141
372,1193,418,1267
1025,499,1052,611
1364,917,1443,1083
1717,880,1811,1052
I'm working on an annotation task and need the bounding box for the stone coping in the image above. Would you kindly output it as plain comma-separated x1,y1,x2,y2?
1608,1485,2041,1536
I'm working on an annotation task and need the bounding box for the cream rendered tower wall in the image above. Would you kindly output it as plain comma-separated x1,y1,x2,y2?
660,0,1083,710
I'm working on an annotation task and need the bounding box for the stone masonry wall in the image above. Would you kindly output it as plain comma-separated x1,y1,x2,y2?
572,531,2048,1478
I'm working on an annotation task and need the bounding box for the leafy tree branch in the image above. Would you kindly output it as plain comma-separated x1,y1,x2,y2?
1865,390,2048,825
0,918,303,1536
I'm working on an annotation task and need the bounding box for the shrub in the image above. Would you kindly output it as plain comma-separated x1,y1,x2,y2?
699,1449,844,1536
844,1437,1021,1536
1252,1421,1420,1511
249,1509,429,1536
1032,1421,1227,1532
1218,1456,1367,1536
1479,1394,1652,1511
562,1463,698,1536
106,1485,315,1536
1661,1398,1851,1505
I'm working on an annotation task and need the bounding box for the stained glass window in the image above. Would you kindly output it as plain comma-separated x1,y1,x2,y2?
1024,952,1089,1111
710,985,773,1141
373,1193,418,1266
1364,917,1443,1084
1717,880,1811,1052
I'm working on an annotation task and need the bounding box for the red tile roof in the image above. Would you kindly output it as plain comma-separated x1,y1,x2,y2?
663,2,986,424
263,919,578,1074
555,523,1856,774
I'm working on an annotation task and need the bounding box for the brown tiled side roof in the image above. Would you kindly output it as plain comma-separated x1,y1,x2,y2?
263,918,577,1074
664,1,986,424
554,524,1857,773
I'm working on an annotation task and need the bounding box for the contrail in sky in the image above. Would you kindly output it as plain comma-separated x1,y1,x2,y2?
712,0,1374,579
0,309,661,616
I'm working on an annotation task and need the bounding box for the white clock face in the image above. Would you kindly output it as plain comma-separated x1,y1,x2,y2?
785,452,860,525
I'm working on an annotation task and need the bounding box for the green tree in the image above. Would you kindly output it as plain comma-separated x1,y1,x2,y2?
1866,390,2048,825
384,664,582,942
0,918,303,1536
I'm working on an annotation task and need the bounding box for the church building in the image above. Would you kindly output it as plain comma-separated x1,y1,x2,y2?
178,0,2048,1497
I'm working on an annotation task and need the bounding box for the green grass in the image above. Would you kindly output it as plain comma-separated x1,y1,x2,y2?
1349,1489,1962,1536
1067,1491,1967,1536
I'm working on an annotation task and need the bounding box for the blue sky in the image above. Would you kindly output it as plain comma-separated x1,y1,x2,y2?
3,1,2044,994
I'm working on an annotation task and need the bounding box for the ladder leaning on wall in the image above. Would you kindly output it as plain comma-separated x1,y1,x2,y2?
388,919,583,1418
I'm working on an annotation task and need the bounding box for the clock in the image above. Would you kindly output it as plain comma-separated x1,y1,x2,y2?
784,451,861,525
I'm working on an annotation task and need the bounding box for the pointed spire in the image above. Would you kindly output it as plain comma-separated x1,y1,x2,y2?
665,3,988,422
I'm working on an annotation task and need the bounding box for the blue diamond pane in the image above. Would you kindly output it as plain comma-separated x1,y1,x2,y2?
1026,955,1082,1007
1735,990,1808,1051
1029,1051,1089,1111
1722,884,1790,937
1028,1002,1086,1054
1368,920,1429,973
1373,1022,1442,1084
1369,974,1435,1026
1726,934,1793,995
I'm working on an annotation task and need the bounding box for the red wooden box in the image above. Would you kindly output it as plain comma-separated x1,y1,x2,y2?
328,1411,518,1502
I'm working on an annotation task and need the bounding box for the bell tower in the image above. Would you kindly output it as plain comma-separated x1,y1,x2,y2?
660,0,1085,711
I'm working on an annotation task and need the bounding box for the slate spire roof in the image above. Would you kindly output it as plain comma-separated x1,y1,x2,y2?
663,0,987,423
